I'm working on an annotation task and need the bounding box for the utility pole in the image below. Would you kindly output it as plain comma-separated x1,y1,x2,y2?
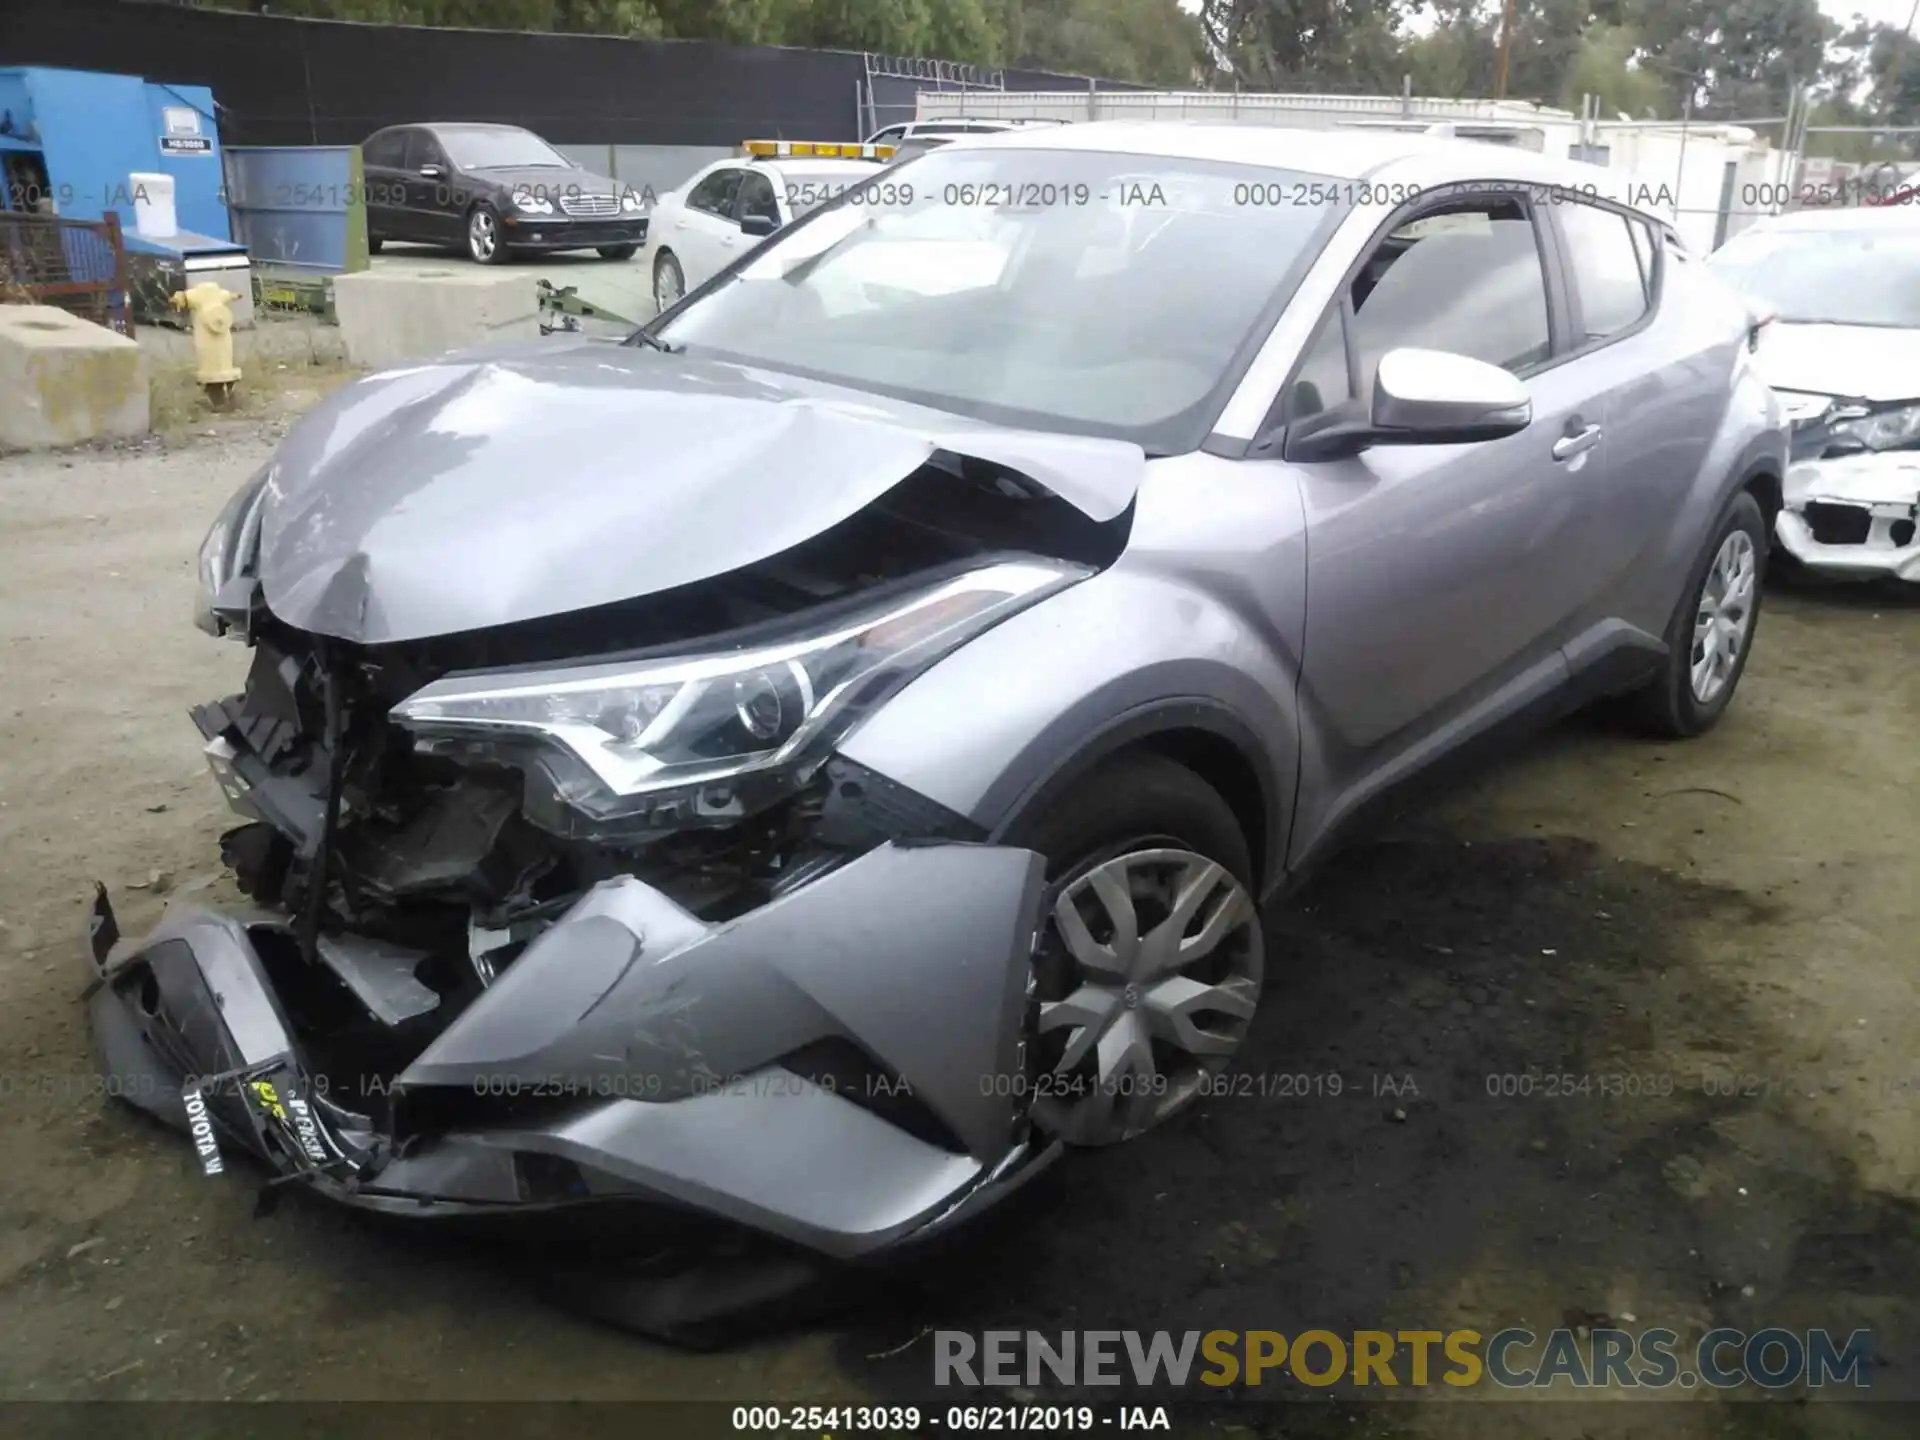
1494,0,1518,100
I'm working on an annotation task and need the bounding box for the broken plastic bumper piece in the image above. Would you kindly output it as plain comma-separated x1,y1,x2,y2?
83,843,1059,1259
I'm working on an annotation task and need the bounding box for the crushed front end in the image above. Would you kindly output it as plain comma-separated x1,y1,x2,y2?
1777,395,1920,582
85,445,1131,1277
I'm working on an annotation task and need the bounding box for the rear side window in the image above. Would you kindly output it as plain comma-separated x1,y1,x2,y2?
1559,201,1652,342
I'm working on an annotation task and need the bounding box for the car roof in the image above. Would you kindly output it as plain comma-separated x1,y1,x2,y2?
425,122,538,134
955,122,1662,220
758,157,883,175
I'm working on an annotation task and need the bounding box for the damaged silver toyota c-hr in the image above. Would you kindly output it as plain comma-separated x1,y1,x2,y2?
87,124,1786,1325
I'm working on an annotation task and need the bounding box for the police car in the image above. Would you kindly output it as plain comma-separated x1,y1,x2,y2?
642,140,897,315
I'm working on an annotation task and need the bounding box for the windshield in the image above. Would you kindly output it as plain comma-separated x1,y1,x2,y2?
439,127,572,170
781,163,891,220
650,147,1343,450
1707,224,1920,328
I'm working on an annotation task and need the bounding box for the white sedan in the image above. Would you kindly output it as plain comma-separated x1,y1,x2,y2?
643,150,900,315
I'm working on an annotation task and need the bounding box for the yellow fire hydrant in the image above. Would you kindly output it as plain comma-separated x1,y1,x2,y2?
170,282,243,407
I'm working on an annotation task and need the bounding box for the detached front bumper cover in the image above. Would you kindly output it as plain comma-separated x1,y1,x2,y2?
84,841,1058,1259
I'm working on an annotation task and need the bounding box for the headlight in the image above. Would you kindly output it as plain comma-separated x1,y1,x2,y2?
514,192,555,215
194,466,270,637
393,558,1086,839
1831,400,1920,451
620,189,643,212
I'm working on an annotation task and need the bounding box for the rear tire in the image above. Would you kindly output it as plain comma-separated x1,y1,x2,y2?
1627,489,1767,738
1003,752,1262,1148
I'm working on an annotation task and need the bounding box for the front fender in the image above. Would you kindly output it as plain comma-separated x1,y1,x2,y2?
837,565,1302,895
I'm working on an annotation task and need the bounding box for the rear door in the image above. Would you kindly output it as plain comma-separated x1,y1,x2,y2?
1279,189,1608,861
1544,198,1721,652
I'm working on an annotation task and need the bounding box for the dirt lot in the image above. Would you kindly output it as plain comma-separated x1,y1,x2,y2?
0,415,1915,1437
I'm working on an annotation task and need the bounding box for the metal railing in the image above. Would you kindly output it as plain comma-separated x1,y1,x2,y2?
0,211,134,335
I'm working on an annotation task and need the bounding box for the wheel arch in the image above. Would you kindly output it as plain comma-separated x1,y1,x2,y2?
984,700,1286,900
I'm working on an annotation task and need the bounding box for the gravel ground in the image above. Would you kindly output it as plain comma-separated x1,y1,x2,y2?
0,415,1916,1438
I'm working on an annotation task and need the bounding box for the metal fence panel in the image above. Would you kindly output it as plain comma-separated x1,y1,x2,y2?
0,211,133,334
222,145,368,273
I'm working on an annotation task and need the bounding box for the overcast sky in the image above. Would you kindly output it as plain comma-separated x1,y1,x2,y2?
1826,0,1916,30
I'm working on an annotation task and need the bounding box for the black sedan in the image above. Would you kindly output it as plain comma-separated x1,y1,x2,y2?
362,122,648,264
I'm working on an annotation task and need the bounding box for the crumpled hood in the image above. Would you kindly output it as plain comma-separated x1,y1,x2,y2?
1755,322,1920,404
255,339,1145,644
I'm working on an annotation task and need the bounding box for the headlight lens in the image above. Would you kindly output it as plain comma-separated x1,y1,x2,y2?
514,192,555,214
620,189,643,212
393,558,1087,838
194,466,270,637
1832,400,1920,451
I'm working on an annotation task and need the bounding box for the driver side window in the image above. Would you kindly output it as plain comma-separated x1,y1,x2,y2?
687,168,744,218
1281,195,1552,427
735,172,779,227
1349,198,1551,380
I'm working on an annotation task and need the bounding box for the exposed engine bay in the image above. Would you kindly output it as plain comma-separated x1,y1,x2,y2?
183,452,1126,1114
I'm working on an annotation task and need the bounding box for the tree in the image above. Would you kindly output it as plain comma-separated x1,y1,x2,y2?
1197,0,1412,91
1011,0,1204,82
1558,23,1668,117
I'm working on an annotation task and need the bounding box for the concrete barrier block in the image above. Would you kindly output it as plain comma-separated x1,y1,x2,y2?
331,267,540,369
0,306,149,450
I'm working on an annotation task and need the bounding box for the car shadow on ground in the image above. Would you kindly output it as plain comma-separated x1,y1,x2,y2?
818,814,1920,1435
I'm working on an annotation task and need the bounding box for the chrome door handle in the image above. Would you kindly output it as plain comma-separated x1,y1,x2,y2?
1552,424,1602,461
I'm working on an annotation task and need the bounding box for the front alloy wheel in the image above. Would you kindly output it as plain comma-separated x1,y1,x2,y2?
653,251,685,315
468,205,504,265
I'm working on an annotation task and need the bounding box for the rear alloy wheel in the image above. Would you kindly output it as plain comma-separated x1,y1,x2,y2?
467,203,507,265
1008,753,1263,1148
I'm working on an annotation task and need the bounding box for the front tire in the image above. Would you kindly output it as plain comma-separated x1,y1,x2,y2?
467,203,507,265
1002,753,1263,1148
367,233,384,255
1628,489,1767,737
597,243,638,260
652,249,685,315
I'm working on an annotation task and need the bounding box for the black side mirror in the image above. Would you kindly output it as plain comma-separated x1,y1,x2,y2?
740,213,779,238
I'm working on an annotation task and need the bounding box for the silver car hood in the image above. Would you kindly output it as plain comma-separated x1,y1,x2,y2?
256,339,1145,644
